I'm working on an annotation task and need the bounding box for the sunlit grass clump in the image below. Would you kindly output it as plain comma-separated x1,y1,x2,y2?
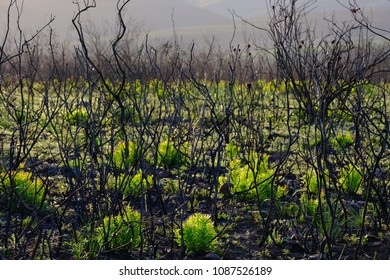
175,213,218,255
339,164,362,194
109,170,153,197
96,206,141,252
222,150,283,201
230,163,276,200
157,140,188,168
66,108,89,126
305,168,319,194
0,170,47,212
331,132,354,150
112,141,139,170
299,193,319,219
304,167,331,194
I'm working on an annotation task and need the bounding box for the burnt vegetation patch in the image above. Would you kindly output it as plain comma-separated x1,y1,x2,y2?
0,0,389,260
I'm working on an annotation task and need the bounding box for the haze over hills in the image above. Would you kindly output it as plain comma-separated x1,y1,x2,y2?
185,0,267,18
0,0,389,45
184,0,390,19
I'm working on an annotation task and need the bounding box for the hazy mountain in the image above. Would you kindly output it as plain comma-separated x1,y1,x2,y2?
0,0,232,40
185,0,390,14
129,0,231,30
185,0,267,18
0,0,117,40
0,0,389,45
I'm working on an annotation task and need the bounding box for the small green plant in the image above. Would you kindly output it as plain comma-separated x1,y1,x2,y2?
317,203,344,241
299,193,318,221
126,170,153,196
265,228,284,245
280,203,300,218
112,170,153,197
161,178,180,195
175,213,218,255
112,141,138,170
66,108,88,126
67,227,100,260
1,170,47,213
225,142,240,161
230,163,256,196
304,167,330,194
305,168,319,194
96,206,141,252
331,132,354,150
227,154,277,201
346,205,364,230
348,233,368,246
157,139,188,168
339,164,362,194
